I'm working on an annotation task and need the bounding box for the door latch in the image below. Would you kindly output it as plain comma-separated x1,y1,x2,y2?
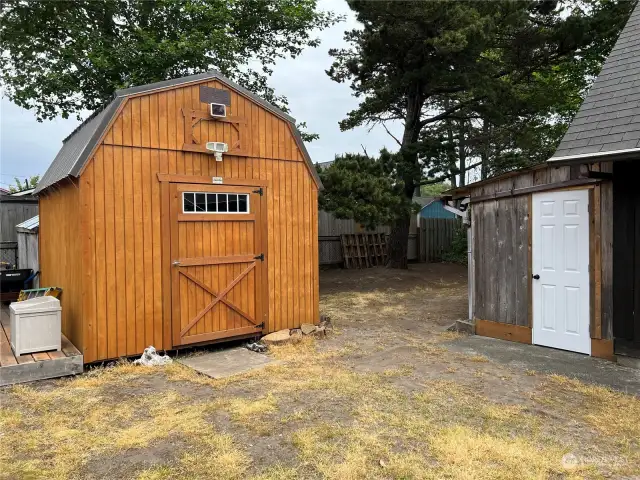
254,253,264,261
172,260,181,267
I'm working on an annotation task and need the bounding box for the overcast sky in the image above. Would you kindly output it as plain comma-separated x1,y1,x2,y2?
0,0,402,191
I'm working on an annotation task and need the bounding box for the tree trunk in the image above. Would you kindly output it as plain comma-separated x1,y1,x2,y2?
458,119,467,187
387,213,411,268
480,119,491,180
386,88,423,269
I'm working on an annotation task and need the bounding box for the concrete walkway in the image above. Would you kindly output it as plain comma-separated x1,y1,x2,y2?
446,335,640,396
177,347,277,379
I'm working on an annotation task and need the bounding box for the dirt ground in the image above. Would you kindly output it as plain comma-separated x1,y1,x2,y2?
1,263,639,479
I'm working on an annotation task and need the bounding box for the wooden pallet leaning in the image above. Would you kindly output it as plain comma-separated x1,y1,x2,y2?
340,233,389,269
340,234,371,269
365,233,387,266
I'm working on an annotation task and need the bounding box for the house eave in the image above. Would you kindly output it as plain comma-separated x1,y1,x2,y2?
548,147,640,165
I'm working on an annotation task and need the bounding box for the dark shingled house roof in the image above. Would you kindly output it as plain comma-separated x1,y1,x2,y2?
550,2,640,163
35,71,320,194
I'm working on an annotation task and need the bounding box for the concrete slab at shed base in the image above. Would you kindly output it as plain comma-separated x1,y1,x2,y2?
176,347,278,379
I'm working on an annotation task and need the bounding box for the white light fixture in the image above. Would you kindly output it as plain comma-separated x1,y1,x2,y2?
206,141,228,161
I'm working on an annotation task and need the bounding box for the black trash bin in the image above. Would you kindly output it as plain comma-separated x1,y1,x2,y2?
0,269,34,303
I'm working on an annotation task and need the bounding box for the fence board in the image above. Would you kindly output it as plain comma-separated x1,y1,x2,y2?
317,211,459,265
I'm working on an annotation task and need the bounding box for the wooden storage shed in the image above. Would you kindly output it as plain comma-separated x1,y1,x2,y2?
35,71,321,363
448,5,640,362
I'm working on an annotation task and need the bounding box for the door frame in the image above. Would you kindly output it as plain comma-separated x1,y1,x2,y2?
530,188,591,354
158,173,269,349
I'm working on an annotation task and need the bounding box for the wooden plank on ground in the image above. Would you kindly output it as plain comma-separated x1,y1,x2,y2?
0,354,83,387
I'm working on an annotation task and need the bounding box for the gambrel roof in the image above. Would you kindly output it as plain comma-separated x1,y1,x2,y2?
550,3,640,163
35,71,320,194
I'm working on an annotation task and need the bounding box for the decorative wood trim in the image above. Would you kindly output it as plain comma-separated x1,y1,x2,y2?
180,142,252,157
179,262,256,337
156,173,269,187
170,183,182,347
177,254,257,267
161,180,172,350
178,270,256,325
475,318,532,344
593,181,602,339
589,188,595,338
178,325,262,346
177,213,256,222
258,186,268,331
470,178,602,204
176,183,259,193
591,338,614,360
181,107,248,156
527,195,533,328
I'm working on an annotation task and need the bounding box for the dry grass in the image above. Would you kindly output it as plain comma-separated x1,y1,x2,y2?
428,425,589,480
2,266,639,479
544,375,640,440
2,342,639,480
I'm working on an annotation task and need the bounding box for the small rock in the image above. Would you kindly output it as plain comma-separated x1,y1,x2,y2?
290,329,303,343
319,315,333,330
301,323,317,335
312,325,327,337
261,329,291,345
562,453,579,470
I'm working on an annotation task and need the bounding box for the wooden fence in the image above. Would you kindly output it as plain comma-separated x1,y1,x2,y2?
416,218,461,263
318,210,459,265
0,195,38,242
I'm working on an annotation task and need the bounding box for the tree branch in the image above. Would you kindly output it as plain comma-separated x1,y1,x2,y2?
419,96,486,128
420,160,483,185
381,122,402,146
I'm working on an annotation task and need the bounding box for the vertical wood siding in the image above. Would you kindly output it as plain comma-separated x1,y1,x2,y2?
74,80,318,362
471,163,613,339
39,184,83,350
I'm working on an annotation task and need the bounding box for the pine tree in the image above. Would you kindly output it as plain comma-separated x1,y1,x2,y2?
326,0,633,268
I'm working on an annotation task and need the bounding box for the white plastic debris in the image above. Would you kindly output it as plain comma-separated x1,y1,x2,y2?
245,342,267,353
133,346,173,366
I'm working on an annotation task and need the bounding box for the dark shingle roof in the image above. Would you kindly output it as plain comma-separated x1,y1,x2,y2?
35,71,320,193
550,2,640,162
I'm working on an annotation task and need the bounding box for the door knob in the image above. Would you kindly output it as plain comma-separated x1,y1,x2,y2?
532,274,540,280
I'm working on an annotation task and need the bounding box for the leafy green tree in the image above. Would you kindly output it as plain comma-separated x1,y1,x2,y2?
0,0,338,142
327,0,633,268
8,175,39,193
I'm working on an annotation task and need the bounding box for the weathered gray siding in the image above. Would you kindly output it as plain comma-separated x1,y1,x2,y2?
0,198,38,242
470,162,613,340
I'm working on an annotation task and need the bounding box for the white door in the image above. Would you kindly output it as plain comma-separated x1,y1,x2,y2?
532,189,591,354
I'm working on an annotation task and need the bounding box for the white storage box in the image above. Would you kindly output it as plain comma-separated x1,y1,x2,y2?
10,296,62,356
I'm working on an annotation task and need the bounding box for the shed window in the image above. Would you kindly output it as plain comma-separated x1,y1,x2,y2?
183,192,249,214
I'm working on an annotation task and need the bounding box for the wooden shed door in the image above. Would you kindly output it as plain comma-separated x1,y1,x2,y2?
170,183,266,346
